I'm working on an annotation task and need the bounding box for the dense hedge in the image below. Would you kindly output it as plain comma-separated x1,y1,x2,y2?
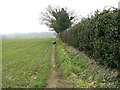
59,9,120,69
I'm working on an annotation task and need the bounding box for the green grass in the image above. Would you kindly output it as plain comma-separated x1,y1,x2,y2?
2,38,53,88
56,39,119,88
2,38,119,88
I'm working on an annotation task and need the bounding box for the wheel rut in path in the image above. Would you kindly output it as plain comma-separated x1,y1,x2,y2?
46,44,71,88
26,45,50,88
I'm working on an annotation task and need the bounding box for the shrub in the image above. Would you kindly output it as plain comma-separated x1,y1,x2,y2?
59,8,120,69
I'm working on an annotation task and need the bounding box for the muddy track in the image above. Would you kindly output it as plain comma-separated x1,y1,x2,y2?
46,44,71,88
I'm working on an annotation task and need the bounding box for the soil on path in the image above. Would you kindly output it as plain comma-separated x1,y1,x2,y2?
46,44,71,88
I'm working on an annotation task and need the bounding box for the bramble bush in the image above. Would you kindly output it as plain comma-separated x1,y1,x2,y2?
59,8,120,70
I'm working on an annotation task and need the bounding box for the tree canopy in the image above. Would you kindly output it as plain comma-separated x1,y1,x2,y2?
40,5,75,33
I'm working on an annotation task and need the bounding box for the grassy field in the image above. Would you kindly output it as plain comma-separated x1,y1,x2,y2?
2,38,53,88
2,38,119,88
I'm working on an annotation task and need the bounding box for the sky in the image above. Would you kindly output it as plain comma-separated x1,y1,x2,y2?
0,0,119,34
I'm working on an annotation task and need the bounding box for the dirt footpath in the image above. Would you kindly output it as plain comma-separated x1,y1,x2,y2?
46,45,71,88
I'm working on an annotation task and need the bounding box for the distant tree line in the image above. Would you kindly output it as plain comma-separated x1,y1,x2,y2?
2,32,56,38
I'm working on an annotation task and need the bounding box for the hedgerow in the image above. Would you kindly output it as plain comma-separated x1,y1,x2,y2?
59,8,120,70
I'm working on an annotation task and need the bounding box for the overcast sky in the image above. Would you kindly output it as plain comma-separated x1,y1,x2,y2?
0,0,119,34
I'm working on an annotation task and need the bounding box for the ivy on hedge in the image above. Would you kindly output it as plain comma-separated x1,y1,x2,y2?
59,9,120,69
